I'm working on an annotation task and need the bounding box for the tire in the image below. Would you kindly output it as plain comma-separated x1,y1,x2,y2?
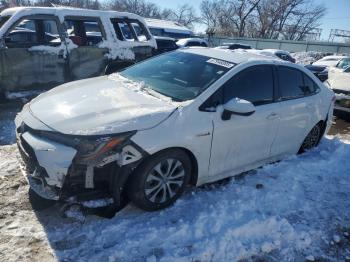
128,149,191,211
299,123,323,153
28,189,56,211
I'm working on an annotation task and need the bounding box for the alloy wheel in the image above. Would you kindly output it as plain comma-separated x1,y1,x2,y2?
302,125,321,151
144,158,185,204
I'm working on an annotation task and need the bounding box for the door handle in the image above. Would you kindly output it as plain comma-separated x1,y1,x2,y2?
266,113,278,120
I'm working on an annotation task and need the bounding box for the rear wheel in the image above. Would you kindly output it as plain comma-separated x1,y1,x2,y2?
299,123,323,153
128,149,191,211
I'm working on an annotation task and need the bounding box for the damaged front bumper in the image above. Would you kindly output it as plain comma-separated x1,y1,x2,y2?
17,131,77,200
16,126,145,204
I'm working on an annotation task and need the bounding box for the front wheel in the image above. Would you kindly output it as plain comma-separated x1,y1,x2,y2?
128,149,191,211
299,123,323,153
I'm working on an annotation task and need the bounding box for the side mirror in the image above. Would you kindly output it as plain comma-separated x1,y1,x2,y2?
222,98,255,120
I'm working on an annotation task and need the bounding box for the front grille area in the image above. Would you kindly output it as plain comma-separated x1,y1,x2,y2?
16,132,38,174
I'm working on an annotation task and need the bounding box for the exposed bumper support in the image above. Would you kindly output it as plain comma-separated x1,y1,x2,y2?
21,131,77,188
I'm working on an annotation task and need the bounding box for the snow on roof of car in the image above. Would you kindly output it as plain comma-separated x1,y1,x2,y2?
317,55,349,61
176,38,208,47
153,36,176,41
181,47,281,64
0,6,147,38
145,18,193,35
0,6,140,19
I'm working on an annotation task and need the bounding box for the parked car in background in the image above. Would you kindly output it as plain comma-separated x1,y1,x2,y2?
250,49,295,63
312,55,348,67
328,57,350,113
145,18,193,39
0,7,156,96
215,43,252,50
176,38,208,48
304,64,328,82
153,36,178,55
16,48,334,212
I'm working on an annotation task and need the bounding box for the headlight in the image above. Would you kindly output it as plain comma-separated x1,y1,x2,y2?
39,130,136,160
76,132,134,159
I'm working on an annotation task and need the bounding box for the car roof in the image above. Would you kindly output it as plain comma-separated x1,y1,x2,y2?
318,55,349,61
176,38,208,45
0,7,137,18
180,47,282,64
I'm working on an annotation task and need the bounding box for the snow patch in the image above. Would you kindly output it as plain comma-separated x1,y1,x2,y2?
292,51,325,65
28,40,77,58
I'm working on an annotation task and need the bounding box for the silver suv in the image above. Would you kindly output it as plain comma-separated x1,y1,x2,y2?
0,7,156,95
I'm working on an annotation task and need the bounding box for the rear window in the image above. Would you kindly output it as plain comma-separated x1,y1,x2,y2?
111,18,150,42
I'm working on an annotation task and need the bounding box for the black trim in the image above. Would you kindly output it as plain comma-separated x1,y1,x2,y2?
221,109,255,121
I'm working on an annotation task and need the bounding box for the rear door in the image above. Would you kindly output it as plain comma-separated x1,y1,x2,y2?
64,17,108,80
271,66,320,157
0,15,67,92
110,18,153,63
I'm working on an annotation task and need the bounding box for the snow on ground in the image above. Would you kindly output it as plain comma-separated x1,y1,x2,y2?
1,102,350,261
1,134,350,261
291,51,326,65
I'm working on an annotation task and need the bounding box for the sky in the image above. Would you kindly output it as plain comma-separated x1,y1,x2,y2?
150,0,350,40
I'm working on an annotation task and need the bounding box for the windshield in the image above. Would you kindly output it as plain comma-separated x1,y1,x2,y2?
120,51,233,101
337,58,350,69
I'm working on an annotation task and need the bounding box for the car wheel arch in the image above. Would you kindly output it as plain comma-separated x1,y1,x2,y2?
298,120,326,154
129,146,199,187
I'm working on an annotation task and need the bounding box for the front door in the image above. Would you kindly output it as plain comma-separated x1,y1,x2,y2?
0,15,67,92
208,65,280,177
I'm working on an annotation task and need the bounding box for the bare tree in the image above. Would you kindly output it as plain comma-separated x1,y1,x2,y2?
200,0,326,40
107,0,163,18
167,4,200,28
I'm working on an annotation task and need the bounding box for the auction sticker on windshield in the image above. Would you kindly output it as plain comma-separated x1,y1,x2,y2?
206,58,234,68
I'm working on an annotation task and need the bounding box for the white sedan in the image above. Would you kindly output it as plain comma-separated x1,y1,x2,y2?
328,57,350,112
15,48,335,212
313,55,349,67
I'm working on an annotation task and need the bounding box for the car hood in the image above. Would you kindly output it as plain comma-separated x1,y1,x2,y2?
29,75,177,135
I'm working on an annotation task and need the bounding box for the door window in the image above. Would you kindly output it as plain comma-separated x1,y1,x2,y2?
111,19,135,41
131,21,150,42
303,74,319,95
65,18,103,46
5,17,60,48
278,66,307,100
223,65,274,106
